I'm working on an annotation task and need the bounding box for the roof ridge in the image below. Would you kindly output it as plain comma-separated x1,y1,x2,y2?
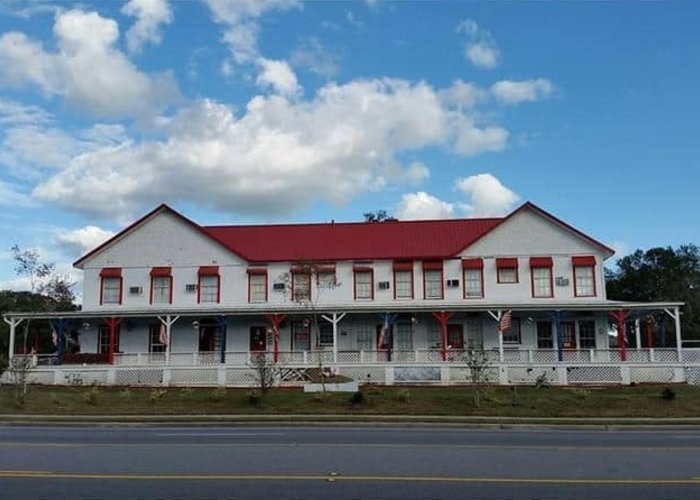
203,216,504,230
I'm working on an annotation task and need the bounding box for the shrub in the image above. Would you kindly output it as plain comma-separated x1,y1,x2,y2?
149,389,168,404
247,390,262,406
661,387,676,401
119,388,133,400
179,387,194,398
350,390,366,406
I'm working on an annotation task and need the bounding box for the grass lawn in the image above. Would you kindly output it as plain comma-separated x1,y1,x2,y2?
1,384,699,418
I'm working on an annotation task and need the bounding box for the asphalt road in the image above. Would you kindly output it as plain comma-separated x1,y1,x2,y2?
1,424,699,499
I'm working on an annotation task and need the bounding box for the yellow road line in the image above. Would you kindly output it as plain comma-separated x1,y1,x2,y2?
0,441,699,452
0,470,698,484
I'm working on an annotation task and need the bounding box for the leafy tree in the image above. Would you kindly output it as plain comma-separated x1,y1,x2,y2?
363,210,397,223
606,244,700,339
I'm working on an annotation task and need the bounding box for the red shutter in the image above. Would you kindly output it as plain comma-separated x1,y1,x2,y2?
392,261,413,271
422,261,443,270
150,266,171,277
572,256,596,266
496,258,518,269
100,267,122,277
529,257,553,268
462,258,483,269
353,266,373,272
198,266,219,276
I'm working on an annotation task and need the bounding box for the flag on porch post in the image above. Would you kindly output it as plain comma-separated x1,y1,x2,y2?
159,324,168,345
378,315,388,348
51,328,58,347
499,310,512,332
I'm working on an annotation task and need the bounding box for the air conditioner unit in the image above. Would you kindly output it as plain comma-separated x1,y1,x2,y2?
185,283,197,292
128,286,143,295
446,279,460,288
378,281,390,290
555,276,570,287
273,283,286,292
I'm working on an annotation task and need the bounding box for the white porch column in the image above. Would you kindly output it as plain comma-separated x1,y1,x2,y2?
157,315,180,366
3,317,24,361
664,307,683,362
634,318,641,350
487,310,505,363
322,312,346,364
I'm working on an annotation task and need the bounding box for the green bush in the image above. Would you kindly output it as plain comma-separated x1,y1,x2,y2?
661,387,677,401
350,390,366,405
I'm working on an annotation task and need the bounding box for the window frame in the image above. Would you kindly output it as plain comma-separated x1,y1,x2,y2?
502,317,521,344
536,321,554,349
97,324,120,354
531,266,554,298
393,262,414,300
198,266,220,304
573,256,597,297
100,274,123,305
423,262,444,300
353,267,374,300
462,259,484,299
291,270,311,302
247,269,268,303
148,323,167,353
150,276,172,305
318,323,334,346
578,320,596,349
496,258,519,284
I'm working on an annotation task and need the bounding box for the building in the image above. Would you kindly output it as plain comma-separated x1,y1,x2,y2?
3,202,695,387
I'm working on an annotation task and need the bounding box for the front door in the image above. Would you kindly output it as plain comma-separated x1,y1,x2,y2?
447,324,464,350
249,326,267,352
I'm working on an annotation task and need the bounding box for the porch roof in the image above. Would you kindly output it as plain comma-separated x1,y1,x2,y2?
2,300,684,321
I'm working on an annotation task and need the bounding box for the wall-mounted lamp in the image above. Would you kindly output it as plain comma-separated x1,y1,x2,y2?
82,322,91,329
192,320,200,330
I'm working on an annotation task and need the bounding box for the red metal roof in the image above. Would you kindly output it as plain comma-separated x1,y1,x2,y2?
202,218,502,263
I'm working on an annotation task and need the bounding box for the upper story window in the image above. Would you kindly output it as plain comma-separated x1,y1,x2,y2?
150,267,172,305
292,269,311,302
572,256,597,297
198,266,220,304
316,265,337,287
530,257,553,298
496,258,518,284
247,269,267,303
423,261,443,299
100,267,122,305
393,262,414,299
354,266,374,300
462,258,484,298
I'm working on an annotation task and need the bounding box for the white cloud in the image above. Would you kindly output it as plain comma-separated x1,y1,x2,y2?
121,0,173,54
0,9,180,118
453,117,509,156
204,0,300,64
32,78,513,219
405,161,430,185
491,79,554,105
457,18,500,69
465,42,500,70
395,192,454,220
0,97,52,125
256,58,300,97
0,180,34,207
455,173,519,216
439,80,484,110
55,225,116,257
290,37,340,79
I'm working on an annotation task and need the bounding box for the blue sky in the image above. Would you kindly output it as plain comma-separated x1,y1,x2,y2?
0,0,698,292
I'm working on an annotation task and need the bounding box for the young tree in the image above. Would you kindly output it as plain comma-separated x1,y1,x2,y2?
465,347,492,408
11,245,54,293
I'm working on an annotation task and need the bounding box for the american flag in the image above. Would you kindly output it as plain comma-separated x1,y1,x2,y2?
159,324,168,345
51,328,58,346
377,316,388,348
499,310,512,332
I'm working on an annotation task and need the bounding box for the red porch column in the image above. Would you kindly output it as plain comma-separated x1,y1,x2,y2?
103,317,122,365
265,314,287,363
609,310,631,361
431,311,453,361
645,316,655,348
